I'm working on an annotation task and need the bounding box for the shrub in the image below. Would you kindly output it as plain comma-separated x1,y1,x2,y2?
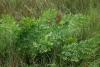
0,9,100,67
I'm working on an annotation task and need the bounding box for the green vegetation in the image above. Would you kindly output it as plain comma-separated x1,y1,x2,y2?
0,0,100,17
0,0,100,67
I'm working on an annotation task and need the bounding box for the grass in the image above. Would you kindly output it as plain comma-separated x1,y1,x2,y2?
0,0,99,17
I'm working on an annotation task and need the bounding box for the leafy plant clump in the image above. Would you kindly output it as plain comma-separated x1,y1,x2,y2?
0,9,100,67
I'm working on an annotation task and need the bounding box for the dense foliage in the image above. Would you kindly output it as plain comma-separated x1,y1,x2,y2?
0,9,100,67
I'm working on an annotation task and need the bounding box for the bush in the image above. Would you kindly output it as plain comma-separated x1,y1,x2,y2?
0,9,100,67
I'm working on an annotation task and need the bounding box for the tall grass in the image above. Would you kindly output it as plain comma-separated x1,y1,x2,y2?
0,0,100,17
